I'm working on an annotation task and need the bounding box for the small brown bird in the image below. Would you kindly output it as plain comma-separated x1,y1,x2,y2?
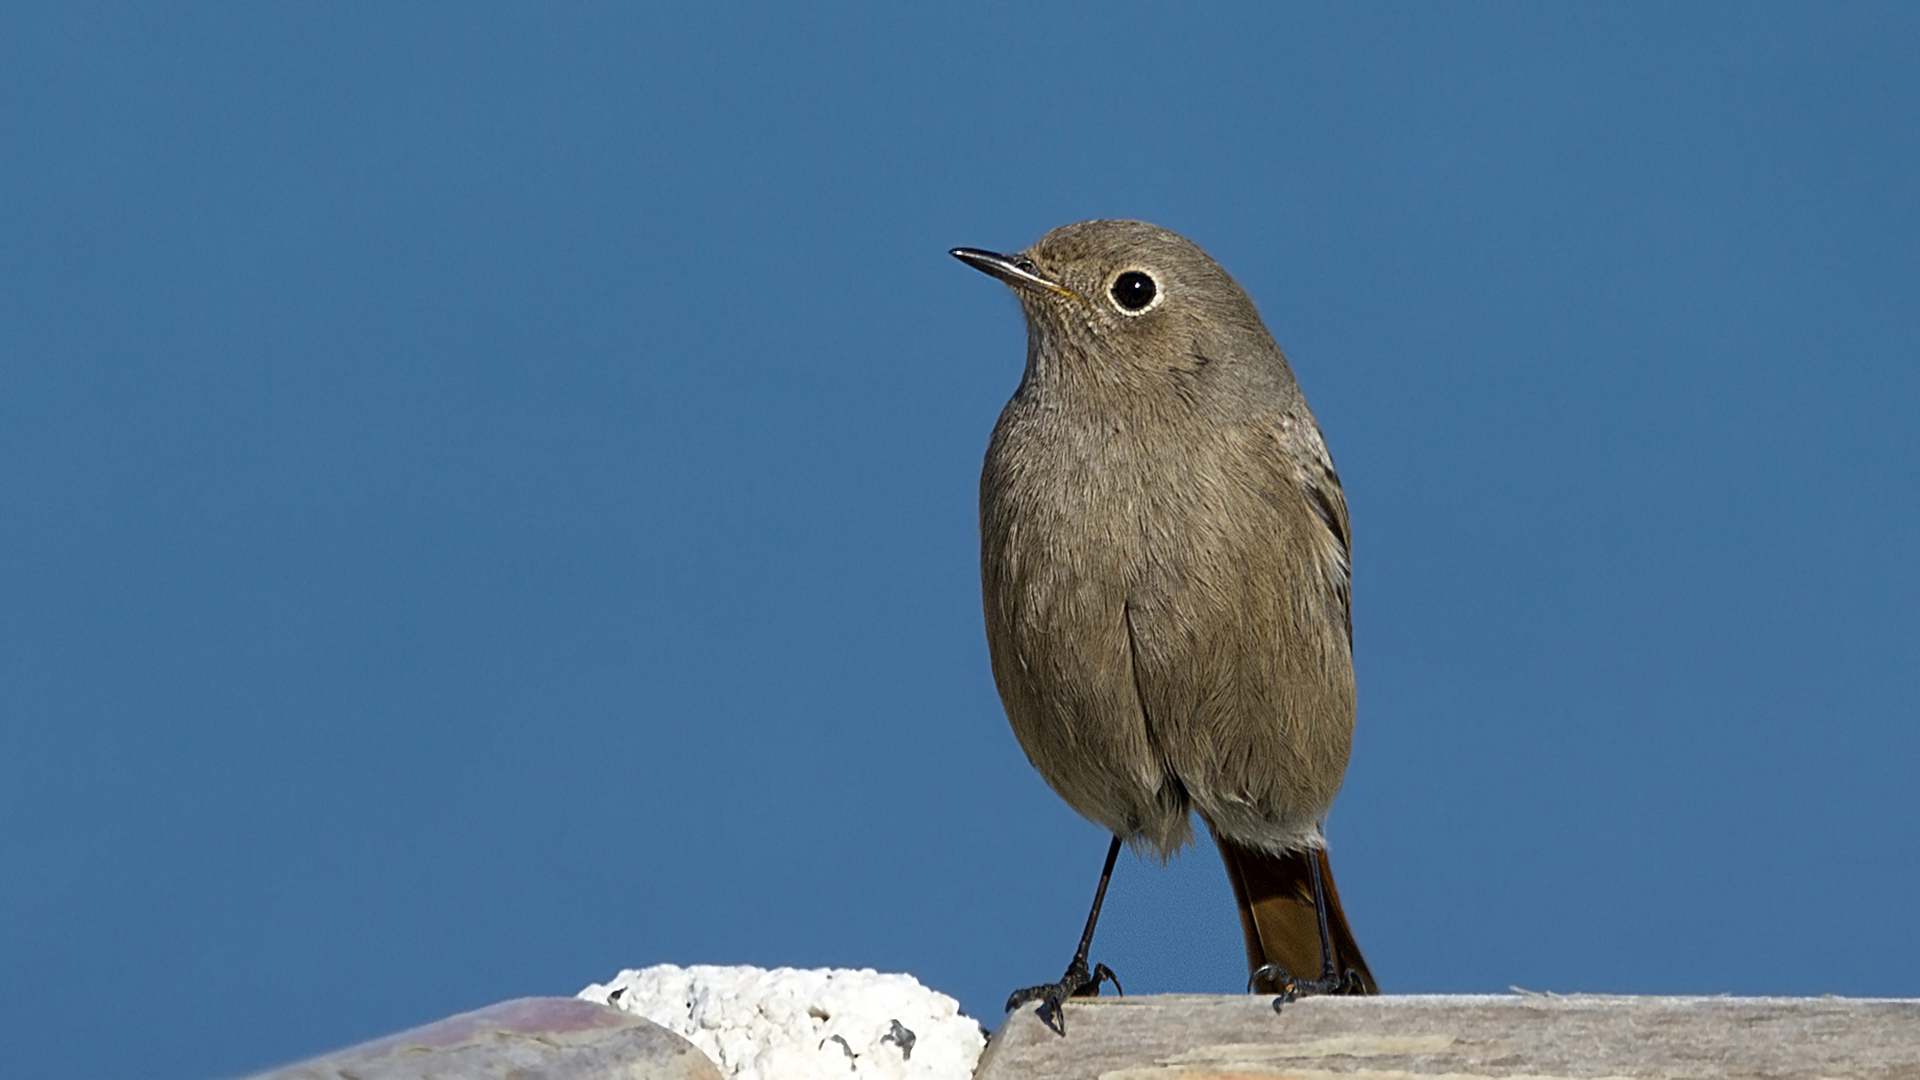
953,221,1377,1030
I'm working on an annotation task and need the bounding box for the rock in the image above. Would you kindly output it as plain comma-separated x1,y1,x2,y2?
580,964,986,1080
246,995,721,1080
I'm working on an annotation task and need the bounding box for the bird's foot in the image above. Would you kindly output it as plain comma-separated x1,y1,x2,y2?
1005,957,1122,1035
1250,963,1366,1012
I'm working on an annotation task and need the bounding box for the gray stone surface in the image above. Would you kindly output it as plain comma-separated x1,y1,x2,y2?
245,996,723,1080
975,992,1920,1080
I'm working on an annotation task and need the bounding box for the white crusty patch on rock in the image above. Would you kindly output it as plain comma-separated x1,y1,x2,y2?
579,965,986,1080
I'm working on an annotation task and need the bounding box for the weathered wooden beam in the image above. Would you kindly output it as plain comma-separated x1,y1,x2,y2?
975,993,1920,1080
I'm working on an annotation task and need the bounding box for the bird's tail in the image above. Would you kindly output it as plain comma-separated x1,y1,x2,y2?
1213,831,1378,995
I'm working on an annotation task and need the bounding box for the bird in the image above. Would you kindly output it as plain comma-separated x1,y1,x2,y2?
952,220,1378,1032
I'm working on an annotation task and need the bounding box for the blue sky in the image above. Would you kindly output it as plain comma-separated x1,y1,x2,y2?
3,5,1916,1078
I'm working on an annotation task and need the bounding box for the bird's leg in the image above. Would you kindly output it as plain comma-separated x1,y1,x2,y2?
1249,846,1363,1008
1005,836,1125,1035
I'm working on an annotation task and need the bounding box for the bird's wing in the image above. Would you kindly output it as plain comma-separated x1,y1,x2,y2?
1277,412,1352,649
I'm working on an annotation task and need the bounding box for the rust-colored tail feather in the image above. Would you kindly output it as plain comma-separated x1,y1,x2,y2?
1214,834,1378,995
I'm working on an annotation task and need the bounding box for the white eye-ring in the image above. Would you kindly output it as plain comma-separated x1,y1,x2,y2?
1108,268,1162,315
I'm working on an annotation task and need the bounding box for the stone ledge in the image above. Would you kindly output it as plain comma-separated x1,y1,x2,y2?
975,993,1920,1080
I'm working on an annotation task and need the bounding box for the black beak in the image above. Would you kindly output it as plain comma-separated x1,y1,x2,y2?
950,247,1075,298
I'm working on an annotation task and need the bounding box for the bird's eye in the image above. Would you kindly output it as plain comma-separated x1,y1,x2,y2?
1110,271,1158,312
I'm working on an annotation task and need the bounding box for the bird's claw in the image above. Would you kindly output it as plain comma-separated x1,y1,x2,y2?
1005,958,1121,1035
1250,963,1363,1012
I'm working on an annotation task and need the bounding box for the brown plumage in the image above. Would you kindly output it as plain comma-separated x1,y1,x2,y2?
1217,836,1377,995
953,220,1376,1025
